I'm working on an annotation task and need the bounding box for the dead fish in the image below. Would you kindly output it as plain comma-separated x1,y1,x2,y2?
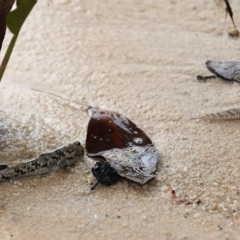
0,141,84,181
198,108,240,120
86,107,158,190
197,60,240,82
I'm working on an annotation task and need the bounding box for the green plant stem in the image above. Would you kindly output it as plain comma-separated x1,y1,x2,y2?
0,33,18,82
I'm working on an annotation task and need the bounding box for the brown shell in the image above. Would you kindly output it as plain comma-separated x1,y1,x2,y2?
86,108,158,184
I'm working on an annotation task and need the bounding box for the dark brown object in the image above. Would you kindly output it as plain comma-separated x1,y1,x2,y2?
86,108,153,155
171,190,177,200
224,0,236,29
0,0,15,51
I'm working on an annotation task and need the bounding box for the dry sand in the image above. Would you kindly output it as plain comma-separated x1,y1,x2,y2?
0,0,240,239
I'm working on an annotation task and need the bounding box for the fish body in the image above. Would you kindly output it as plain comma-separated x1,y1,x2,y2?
0,141,84,181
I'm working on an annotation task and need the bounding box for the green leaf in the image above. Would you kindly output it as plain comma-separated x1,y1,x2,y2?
0,0,37,82
7,0,37,35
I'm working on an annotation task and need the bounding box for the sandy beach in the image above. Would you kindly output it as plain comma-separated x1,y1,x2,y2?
0,0,240,239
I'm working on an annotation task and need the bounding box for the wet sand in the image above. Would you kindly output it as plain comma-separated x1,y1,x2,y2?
0,0,240,239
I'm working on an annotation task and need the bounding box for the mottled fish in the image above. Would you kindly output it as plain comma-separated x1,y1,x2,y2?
0,141,84,181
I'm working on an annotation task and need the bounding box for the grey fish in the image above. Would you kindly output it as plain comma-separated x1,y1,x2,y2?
199,108,240,120
0,141,84,181
197,60,240,82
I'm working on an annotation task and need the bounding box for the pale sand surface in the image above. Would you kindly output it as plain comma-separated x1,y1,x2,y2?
0,0,240,239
